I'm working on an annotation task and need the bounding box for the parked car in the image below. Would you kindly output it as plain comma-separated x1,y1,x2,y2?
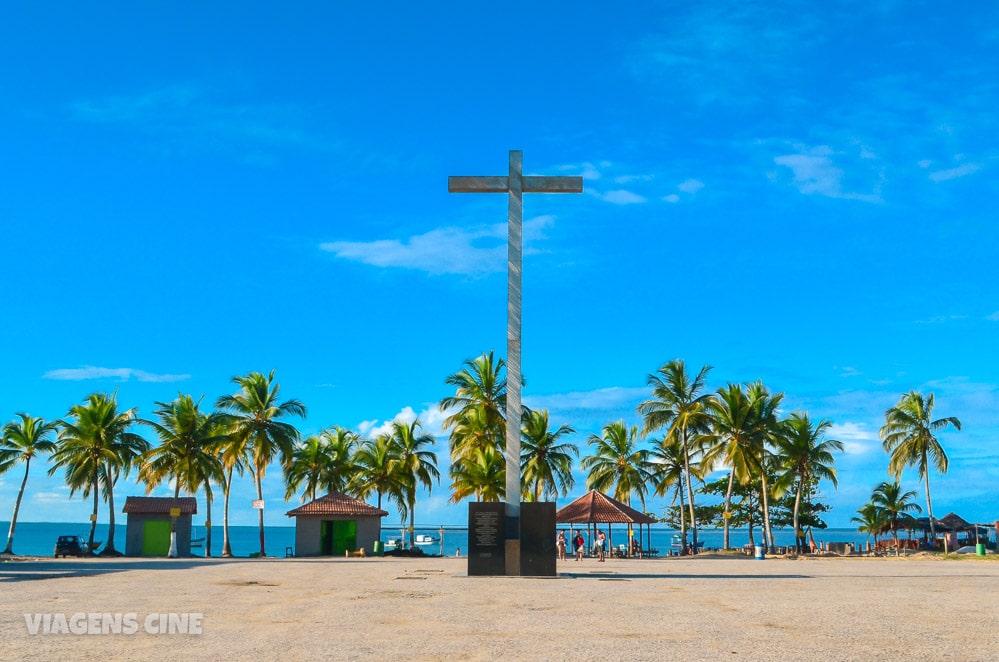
53,535,99,558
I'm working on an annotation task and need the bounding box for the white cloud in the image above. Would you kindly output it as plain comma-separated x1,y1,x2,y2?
837,366,862,378
773,145,881,202
827,422,879,456
592,189,647,205
358,404,448,441
987,311,999,321
917,159,933,168
321,216,555,276
677,178,704,194
663,194,680,203
43,366,191,382
929,162,981,182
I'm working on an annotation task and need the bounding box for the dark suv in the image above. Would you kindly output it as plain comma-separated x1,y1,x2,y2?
54,535,84,558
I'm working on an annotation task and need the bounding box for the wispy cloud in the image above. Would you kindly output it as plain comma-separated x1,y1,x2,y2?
526,386,648,413
591,189,647,205
929,162,981,182
987,311,999,321
677,178,704,194
915,314,967,325
836,366,862,378
663,194,680,204
321,216,554,276
69,84,329,154
43,366,191,382
773,145,882,202
630,5,823,106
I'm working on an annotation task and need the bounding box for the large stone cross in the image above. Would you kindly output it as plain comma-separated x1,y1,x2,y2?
449,150,582,574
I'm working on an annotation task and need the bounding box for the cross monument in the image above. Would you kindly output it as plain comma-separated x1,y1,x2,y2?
449,150,582,574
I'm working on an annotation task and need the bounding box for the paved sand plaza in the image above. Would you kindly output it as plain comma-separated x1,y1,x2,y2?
2,554,998,661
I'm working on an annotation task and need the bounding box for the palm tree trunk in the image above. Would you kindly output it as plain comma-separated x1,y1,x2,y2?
681,427,698,554
409,498,416,549
792,480,804,554
104,475,118,555
255,469,266,557
677,483,687,555
88,463,99,553
205,487,213,558
924,470,936,546
760,472,775,554
221,466,233,557
3,458,31,555
723,470,736,550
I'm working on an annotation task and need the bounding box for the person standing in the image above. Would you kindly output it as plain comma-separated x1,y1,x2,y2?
574,532,585,561
556,531,567,561
596,530,606,562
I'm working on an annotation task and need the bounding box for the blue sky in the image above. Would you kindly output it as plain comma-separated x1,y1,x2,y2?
2,2,997,529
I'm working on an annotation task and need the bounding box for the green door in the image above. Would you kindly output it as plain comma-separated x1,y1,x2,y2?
320,520,357,555
332,520,357,554
142,520,171,556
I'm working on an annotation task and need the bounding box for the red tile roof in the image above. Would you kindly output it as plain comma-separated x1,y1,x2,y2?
285,492,389,518
122,496,198,515
556,490,656,524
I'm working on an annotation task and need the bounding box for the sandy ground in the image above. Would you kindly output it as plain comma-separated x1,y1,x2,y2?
2,553,998,661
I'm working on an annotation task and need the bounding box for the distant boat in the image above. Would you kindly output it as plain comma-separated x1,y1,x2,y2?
414,534,438,546
383,538,403,549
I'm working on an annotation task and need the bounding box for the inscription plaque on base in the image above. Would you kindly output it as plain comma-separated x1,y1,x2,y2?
468,502,506,576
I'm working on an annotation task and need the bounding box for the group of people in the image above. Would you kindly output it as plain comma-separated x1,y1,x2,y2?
556,530,607,562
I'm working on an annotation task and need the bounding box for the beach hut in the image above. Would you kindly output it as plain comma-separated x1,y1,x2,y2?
285,492,389,557
556,490,657,557
123,496,198,557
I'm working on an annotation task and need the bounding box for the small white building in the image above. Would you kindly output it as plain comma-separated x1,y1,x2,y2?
285,492,389,557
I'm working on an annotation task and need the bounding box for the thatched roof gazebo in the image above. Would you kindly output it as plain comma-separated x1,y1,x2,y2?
556,490,657,557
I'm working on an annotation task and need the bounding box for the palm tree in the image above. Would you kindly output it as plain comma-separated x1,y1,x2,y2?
0,413,58,555
851,502,885,547
215,422,248,558
441,351,507,461
870,480,922,555
703,383,756,550
284,426,359,502
638,359,714,554
744,382,783,553
385,419,440,549
581,421,652,509
139,394,225,556
449,446,506,503
520,408,577,502
216,370,306,557
774,412,843,554
350,435,406,513
880,390,960,543
649,432,693,549
50,392,149,555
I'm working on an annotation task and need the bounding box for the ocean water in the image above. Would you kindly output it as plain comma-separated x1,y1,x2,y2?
0,521,296,558
2,521,890,558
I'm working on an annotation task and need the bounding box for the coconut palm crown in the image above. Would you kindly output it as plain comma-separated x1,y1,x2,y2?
880,390,960,540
